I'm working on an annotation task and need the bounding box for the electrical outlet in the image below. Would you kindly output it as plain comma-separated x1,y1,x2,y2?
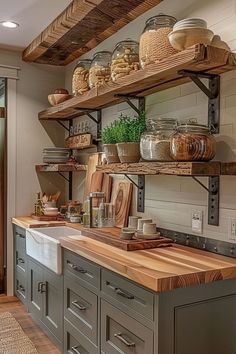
191,210,203,233
229,219,236,240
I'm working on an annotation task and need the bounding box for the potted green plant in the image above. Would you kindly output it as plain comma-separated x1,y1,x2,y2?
101,121,120,163
116,112,146,163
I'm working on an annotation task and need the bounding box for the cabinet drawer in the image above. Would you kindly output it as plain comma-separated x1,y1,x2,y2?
64,318,98,354
15,270,27,305
64,277,98,345
15,227,26,254
101,300,153,354
15,248,27,273
101,269,154,321
64,250,100,290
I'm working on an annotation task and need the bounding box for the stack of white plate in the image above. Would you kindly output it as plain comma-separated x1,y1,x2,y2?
173,18,207,31
43,148,70,164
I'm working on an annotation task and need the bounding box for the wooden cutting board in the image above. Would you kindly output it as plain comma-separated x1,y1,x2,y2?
101,173,113,203
84,152,104,200
111,180,133,228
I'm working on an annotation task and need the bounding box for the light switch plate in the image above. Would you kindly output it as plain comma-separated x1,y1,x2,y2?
192,210,203,234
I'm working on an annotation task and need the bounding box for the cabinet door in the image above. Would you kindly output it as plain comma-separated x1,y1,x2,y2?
27,258,43,319
42,267,63,341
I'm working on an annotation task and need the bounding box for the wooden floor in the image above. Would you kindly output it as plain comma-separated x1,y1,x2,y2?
0,296,61,353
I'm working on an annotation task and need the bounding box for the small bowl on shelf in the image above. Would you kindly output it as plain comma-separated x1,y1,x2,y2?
168,28,214,51
48,93,72,106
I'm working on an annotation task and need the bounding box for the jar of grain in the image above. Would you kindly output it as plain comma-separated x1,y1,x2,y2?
89,51,112,89
140,118,177,161
139,14,177,68
170,123,216,161
111,39,139,82
72,59,91,96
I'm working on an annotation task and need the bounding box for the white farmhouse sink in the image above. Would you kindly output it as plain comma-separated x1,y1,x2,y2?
26,227,81,274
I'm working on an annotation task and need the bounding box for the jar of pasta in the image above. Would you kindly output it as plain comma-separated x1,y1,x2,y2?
89,51,111,89
139,14,177,68
72,59,91,96
111,39,139,82
170,123,216,161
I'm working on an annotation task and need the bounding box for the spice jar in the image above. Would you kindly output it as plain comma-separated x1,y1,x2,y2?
140,118,177,161
139,14,177,68
89,51,111,89
111,39,139,82
170,123,216,161
72,59,91,96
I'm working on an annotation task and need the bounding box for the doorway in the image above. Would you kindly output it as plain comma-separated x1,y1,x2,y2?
0,78,6,293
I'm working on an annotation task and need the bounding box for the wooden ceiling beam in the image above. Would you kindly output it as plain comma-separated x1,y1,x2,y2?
22,0,163,66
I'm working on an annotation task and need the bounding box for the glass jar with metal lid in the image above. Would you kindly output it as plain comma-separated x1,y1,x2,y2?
139,14,177,68
111,39,139,82
140,118,177,161
72,59,91,96
89,51,112,89
170,123,216,161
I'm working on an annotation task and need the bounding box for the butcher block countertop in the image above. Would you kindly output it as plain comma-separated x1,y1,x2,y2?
12,216,236,292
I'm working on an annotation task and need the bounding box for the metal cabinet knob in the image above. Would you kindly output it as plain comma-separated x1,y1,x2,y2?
17,257,25,264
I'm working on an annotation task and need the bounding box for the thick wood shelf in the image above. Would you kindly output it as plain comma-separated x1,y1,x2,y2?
35,164,87,172
96,161,221,176
38,45,236,121
23,0,162,66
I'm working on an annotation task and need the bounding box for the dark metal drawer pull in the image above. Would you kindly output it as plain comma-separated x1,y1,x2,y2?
17,285,25,292
16,233,25,239
72,300,87,311
37,281,47,293
114,333,135,347
67,261,87,274
17,257,25,264
115,287,134,299
71,346,82,354
37,281,43,293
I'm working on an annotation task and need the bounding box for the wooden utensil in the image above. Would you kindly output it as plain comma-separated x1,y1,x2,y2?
84,153,104,200
111,180,133,228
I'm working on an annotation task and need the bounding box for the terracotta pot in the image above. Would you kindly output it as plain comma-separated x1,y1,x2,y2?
103,144,120,163
116,142,140,163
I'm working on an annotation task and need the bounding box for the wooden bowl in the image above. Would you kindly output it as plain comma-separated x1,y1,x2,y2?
48,93,72,106
168,28,214,51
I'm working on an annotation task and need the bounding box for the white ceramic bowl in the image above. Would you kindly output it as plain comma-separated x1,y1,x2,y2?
174,18,207,29
168,28,214,51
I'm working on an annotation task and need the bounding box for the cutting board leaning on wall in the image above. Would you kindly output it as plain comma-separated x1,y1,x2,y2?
111,180,133,228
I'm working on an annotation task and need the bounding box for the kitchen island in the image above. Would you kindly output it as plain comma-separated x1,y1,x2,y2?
12,216,236,354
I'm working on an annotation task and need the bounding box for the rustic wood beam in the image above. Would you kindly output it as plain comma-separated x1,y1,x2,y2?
22,0,163,66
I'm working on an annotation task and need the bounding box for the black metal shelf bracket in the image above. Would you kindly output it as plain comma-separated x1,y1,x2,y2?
192,176,220,226
57,171,73,200
178,69,220,134
57,121,70,132
114,95,145,115
124,174,145,213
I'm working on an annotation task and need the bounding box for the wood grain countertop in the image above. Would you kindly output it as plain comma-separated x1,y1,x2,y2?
12,216,66,229
12,216,236,292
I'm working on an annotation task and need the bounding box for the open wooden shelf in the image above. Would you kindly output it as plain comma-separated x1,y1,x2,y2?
23,0,162,66
35,164,87,172
96,161,221,176
38,45,236,121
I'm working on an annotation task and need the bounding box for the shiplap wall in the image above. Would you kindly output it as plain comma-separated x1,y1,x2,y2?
65,0,236,243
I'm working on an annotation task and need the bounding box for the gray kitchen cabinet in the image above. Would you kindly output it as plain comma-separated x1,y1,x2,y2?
28,257,63,349
13,226,28,306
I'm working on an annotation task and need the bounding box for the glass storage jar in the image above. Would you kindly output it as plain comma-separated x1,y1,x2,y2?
89,51,112,89
72,59,91,96
139,14,177,68
140,118,177,161
111,39,139,82
170,123,216,161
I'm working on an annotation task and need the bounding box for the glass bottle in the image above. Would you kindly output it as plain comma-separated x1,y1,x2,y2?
170,123,216,161
140,118,177,161
111,39,139,82
139,14,177,68
72,59,91,96
89,51,112,89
